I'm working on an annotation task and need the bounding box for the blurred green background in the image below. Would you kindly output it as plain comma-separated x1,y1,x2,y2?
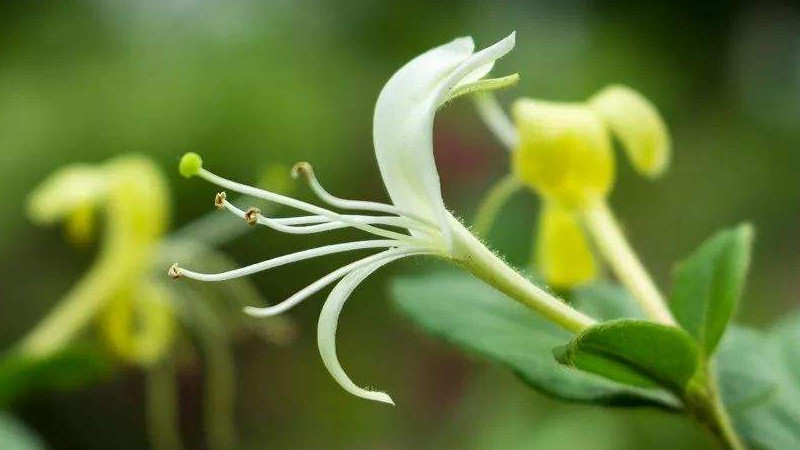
1,0,799,448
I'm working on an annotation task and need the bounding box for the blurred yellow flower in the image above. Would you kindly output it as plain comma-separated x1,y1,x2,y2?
23,155,174,366
18,154,296,450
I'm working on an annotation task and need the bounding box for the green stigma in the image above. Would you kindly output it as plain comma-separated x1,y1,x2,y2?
179,152,203,178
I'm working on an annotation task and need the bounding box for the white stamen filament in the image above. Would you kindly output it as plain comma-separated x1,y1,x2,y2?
292,162,438,230
252,212,428,231
174,240,404,282
244,246,434,317
199,169,435,245
220,198,431,242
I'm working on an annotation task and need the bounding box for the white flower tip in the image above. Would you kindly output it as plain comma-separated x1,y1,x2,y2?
167,263,182,279
493,31,516,55
365,391,395,406
214,191,227,209
291,161,314,180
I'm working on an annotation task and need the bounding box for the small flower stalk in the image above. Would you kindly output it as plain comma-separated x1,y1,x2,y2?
475,86,675,324
172,33,596,405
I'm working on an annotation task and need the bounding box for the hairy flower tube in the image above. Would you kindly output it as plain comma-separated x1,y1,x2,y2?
474,86,675,324
171,33,598,405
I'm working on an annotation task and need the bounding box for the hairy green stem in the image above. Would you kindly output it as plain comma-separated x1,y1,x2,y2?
451,216,596,333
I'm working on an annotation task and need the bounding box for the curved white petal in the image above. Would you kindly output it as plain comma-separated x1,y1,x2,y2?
373,33,516,250
317,252,420,405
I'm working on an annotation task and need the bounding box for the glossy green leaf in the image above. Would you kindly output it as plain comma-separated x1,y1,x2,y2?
556,320,699,393
392,270,678,409
718,315,800,449
670,224,753,356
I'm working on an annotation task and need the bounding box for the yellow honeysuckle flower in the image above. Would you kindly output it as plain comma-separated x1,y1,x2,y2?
508,97,616,287
23,155,174,366
18,154,296,450
475,86,676,324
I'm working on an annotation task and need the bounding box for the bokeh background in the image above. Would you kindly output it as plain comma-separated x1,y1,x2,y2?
1,0,799,449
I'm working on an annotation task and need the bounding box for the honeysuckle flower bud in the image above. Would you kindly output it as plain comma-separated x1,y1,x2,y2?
173,33,597,405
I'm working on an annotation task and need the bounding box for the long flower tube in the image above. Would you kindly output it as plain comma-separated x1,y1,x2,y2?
172,33,597,405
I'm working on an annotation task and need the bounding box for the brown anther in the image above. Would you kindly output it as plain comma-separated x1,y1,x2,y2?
168,263,182,279
244,207,261,226
214,192,227,209
291,161,313,180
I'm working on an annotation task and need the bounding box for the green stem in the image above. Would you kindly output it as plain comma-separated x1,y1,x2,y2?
190,298,237,450
473,175,522,237
582,201,676,325
685,363,746,450
450,215,596,333
146,358,184,450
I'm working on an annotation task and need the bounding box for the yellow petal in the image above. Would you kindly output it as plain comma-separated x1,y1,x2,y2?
536,202,596,288
65,201,95,246
100,281,176,367
589,85,671,178
27,164,108,225
511,99,615,209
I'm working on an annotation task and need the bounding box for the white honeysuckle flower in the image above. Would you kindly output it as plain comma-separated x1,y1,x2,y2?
172,32,596,405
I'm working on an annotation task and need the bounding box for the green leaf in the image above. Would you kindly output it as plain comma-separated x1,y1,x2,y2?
392,270,678,409
670,224,753,356
717,317,800,450
716,326,778,412
0,412,45,450
0,343,113,406
556,320,699,393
